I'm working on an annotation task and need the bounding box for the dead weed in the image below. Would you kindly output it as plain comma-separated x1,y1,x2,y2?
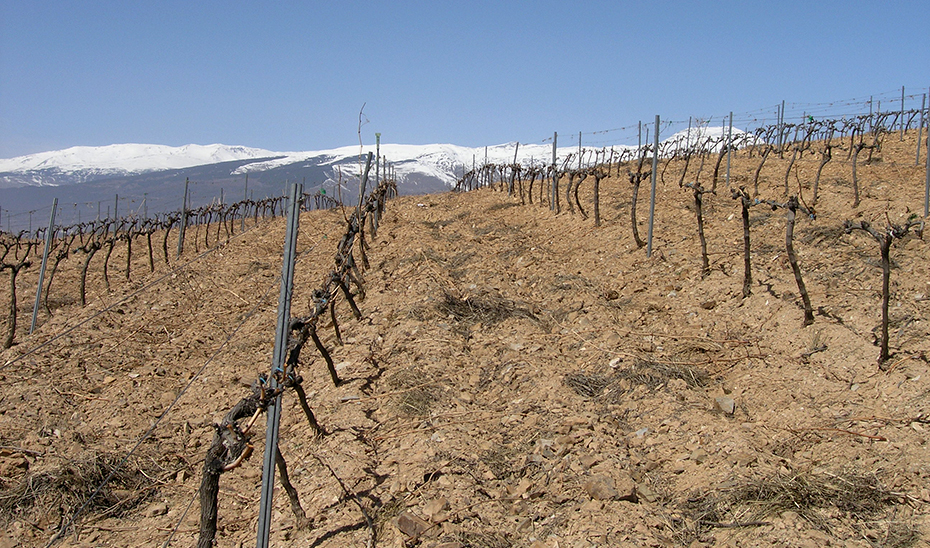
0,451,159,526
680,469,914,544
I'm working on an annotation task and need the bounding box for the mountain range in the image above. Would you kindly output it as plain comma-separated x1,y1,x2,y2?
0,127,746,231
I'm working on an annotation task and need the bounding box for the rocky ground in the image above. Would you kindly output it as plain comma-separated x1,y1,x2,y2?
1,133,929,547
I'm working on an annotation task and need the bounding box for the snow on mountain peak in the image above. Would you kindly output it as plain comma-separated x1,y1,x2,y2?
0,143,280,174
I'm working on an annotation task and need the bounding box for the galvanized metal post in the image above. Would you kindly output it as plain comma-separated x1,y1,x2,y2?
29,198,57,334
914,93,930,166
726,111,733,187
256,182,302,548
925,106,930,218
509,142,519,196
578,131,582,169
647,115,660,257
550,132,558,211
901,86,906,141
779,100,786,153
176,178,189,258
375,133,381,187
241,174,249,232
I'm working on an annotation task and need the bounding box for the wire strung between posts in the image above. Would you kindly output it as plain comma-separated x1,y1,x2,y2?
44,233,326,547
160,489,198,548
1,222,261,371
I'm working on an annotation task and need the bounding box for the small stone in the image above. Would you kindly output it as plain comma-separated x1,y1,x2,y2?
583,476,618,500
516,517,533,533
636,483,658,503
714,396,736,415
614,473,638,502
700,300,717,310
579,454,600,469
395,511,430,538
689,449,709,464
423,497,449,522
144,501,168,517
729,452,757,467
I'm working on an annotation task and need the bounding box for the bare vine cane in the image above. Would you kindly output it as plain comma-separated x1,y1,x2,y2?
197,381,280,548
763,196,816,326
730,187,755,298
684,182,715,278
844,214,924,367
0,235,36,348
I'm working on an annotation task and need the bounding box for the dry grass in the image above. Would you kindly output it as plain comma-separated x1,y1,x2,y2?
0,451,159,527
387,367,443,417
679,469,916,545
437,288,538,328
564,358,709,401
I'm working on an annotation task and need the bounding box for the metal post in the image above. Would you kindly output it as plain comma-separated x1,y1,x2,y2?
925,108,930,218
256,182,302,548
578,131,582,169
899,86,905,140
375,133,381,187
647,115,660,257
30,198,57,334
509,142,519,195
775,103,782,152
869,96,874,132
241,174,248,232
176,178,189,258
638,121,642,151
676,116,691,150
726,111,733,187
914,93,930,166
550,132,558,211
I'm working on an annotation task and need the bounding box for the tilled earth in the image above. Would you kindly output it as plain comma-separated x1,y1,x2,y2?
1,134,930,547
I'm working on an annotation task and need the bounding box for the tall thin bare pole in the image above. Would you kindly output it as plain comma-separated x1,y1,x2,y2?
924,100,930,219
30,198,57,334
176,178,189,258
918,93,927,166
647,115,660,257
726,111,733,187
900,86,906,141
551,132,558,211
578,131,582,169
375,132,381,187
256,182,303,548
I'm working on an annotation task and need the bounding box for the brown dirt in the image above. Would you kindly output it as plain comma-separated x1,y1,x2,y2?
1,132,930,548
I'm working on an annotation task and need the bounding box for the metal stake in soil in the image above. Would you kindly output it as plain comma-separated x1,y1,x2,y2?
256,182,303,548
30,198,57,334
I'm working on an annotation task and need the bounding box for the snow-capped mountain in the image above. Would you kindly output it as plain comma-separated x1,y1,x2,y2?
0,129,751,231
0,144,282,187
0,125,754,190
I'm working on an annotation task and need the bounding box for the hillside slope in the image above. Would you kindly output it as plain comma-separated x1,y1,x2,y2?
1,134,929,548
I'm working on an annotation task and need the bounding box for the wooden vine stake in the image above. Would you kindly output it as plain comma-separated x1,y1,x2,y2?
844,214,924,367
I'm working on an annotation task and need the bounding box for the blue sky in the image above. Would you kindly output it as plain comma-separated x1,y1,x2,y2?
1,0,928,158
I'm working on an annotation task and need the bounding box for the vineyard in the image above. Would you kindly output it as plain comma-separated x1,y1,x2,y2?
0,115,929,547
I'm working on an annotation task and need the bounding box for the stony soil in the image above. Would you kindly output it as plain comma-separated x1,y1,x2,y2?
1,133,929,548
